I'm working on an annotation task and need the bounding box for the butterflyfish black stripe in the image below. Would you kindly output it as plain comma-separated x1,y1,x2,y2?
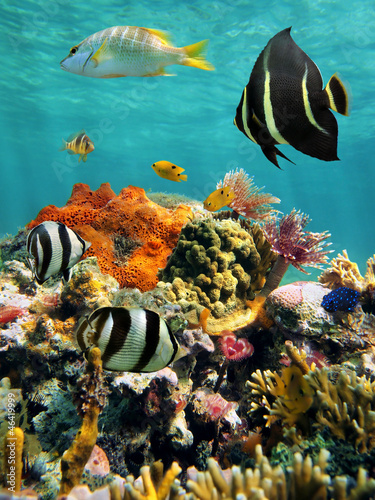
58,222,72,272
132,310,160,372
39,224,53,281
165,322,179,366
101,308,131,365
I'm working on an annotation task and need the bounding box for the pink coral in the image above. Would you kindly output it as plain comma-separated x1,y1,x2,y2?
266,282,307,310
218,331,254,360
192,389,238,422
84,445,110,477
0,306,26,324
217,168,280,220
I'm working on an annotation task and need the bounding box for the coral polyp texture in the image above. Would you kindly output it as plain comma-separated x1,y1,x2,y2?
158,218,276,333
265,281,334,337
27,183,193,291
216,168,280,220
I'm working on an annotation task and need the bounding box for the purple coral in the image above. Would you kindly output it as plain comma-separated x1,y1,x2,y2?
260,209,332,296
217,168,280,220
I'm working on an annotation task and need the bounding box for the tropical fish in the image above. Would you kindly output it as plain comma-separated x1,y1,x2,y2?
321,287,361,312
60,26,214,78
234,27,351,168
59,130,94,163
76,306,186,372
203,186,235,212
151,161,187,182
26,221,91,284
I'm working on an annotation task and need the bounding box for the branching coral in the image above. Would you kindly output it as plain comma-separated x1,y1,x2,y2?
185,446,375,500
65,450,375,500
319,250,375,314
306,368,375,453
246,344,375,453
122,460,182,500
216,168,280,221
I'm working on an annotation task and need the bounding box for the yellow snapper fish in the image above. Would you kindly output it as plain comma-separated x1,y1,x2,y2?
203,186,236,212
151,161,187,182
60,26,215,78
59,129,95,163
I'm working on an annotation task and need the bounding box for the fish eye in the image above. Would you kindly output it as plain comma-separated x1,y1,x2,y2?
70,46,78,55
172,165,176,169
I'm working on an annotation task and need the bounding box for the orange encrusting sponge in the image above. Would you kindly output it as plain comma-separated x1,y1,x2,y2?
27,183,192,291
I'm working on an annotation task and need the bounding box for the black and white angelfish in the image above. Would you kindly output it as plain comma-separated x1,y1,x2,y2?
234,27,351,168
76,306,186,373
26,221,91,284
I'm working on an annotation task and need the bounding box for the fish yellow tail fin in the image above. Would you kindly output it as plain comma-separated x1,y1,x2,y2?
325,73,351,116
182,39,215,71
59,139,67,151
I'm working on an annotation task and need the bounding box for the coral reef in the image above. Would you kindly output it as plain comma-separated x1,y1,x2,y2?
244,210,331,331
266,281,375,356
216,168,280,220
247,344,375,454
265,281,334,337
319,250,375,314
27,183,193,291
158,218,276,333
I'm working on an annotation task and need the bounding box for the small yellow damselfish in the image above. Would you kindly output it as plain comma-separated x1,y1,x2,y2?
203,186,235,212
151,161,187,182
60,26,215,78
59,129,94,163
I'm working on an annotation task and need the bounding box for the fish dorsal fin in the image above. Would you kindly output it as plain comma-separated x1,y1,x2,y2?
66,129,85,142
91,39,110,67
142,28,172,45
257,27,323,92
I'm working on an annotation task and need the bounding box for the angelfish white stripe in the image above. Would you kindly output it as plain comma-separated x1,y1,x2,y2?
302,64,328,134
263,47,289,145
241,87,257,144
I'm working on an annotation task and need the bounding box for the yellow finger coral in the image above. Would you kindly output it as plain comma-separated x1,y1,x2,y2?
59,347,108,495
185,445,375,500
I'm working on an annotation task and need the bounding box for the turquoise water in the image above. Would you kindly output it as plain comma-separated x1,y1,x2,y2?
1,0,374,276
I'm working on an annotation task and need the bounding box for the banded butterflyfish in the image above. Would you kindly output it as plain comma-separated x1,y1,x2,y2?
26,221,91,284
234,27,351,168
76,306,186,373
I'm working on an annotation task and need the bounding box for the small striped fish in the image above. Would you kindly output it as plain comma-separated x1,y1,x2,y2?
26,221,91,284
60,25,214,78
59,129,94,163
76,306,186,372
